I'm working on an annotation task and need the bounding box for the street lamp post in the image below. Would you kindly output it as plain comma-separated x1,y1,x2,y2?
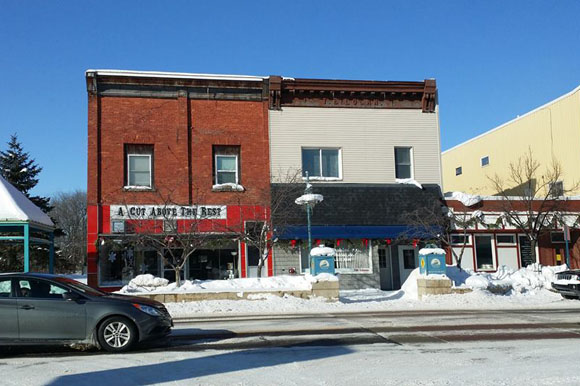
295,171,323,272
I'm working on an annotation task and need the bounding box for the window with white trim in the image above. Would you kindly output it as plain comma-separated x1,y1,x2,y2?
334,243,373,273
125,144,153,188
455,166,462,176
299,241,372,274
394,147,413,179
450,234,471,245
496,234,516,245
301,148,341,179
216,155,238,184
213,145,240,185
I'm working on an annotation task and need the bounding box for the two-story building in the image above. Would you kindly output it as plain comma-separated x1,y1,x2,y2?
268,77,443,290
86,70,272,289
86,70,444,291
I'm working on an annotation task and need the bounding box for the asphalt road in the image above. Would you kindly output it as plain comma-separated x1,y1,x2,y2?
168,308,580,350
2,308,580,357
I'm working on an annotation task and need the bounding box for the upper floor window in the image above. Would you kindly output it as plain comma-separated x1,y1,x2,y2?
549,181,564,197
455,166,462,176
394,147,413,179
481,156,490,167
301,148,341,179
125,144,153,189
213,145,240,185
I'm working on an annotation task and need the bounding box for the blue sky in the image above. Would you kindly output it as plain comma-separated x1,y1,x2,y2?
1,0,579,197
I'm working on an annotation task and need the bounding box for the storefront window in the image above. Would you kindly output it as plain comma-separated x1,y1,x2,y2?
300,240,372,274
99,244,160,287
188,248,237,280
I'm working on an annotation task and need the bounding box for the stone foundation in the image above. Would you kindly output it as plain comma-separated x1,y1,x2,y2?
131,280,339,303
417,277,452,299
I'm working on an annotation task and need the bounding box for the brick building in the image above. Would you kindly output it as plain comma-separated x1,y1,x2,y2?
86,70,272,289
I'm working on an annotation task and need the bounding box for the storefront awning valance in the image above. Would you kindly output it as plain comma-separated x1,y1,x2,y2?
277,225,439,240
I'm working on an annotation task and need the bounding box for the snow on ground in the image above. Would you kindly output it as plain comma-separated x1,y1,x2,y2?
164,264,579,318
4,337,580,386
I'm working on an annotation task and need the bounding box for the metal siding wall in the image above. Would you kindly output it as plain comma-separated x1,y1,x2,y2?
441,89,580,195
269,107,441,185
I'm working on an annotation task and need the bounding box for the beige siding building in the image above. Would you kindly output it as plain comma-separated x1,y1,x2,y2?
269,107,442,185
442,85,580,195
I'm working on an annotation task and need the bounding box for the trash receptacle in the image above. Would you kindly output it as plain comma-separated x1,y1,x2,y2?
310,245,336,275
418,246,447,275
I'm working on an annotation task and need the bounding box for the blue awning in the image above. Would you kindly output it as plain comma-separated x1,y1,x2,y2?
277,225,437,240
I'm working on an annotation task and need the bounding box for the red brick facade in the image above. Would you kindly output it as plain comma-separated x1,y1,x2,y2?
86,72,271,289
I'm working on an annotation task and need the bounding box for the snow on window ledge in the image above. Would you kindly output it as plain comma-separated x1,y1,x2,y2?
212,183,245,192
302,176,342,181
395,178,423,189
123,185,154,191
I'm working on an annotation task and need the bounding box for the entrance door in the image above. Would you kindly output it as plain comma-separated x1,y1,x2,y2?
518,235,535,267
398,246,417,285
378,248,393,290
474,234,495,270
247,245,260,278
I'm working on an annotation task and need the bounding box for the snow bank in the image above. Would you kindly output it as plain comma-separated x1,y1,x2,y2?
395,178,422,189
118,274,328,294
447,191,482,207
398,263,569,300
295,194,323,206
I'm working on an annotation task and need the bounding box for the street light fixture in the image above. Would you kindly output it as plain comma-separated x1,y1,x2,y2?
295,172,323,271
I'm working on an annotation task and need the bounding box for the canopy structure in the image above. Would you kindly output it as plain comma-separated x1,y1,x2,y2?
0,175,55,273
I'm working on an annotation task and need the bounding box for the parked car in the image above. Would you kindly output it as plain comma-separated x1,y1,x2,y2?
551,270,580,300
0,273,173,352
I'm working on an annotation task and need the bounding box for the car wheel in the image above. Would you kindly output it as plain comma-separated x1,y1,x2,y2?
562,294,579,300
97,316,137,353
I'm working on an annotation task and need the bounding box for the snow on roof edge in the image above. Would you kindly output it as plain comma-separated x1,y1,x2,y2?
86,69,267,82
442,84,580,155
0,175,54,228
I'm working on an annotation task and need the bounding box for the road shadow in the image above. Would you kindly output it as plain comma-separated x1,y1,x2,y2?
46,343,353,385
0,329,236,358
339,290,404,304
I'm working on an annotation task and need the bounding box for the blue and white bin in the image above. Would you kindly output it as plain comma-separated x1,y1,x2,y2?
310,245,336,275
418,246,447,275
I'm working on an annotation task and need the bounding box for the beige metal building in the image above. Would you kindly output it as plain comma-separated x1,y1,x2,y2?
442,85,580,195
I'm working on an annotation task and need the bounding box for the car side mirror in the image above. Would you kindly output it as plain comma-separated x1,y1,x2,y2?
63,292,81,301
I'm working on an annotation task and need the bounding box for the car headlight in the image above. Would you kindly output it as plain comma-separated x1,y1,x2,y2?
133,303,162,316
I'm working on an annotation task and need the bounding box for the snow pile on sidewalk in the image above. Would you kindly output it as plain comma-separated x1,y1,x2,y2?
460,264,567,293
397,264,567,300
119,273,336,294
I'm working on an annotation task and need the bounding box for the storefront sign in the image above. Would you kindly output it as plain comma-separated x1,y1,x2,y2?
110,205,227,220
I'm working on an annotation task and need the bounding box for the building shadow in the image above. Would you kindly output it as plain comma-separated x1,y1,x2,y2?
46,344,353,385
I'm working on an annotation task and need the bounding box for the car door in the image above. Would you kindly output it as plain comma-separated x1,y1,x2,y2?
16,278,87,340
0,277,18,340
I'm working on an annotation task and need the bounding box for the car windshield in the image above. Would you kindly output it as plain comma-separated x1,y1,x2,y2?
54,277,108,297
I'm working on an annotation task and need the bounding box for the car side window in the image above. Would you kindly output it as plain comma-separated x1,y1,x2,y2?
18,279,69,299
0,278,11,298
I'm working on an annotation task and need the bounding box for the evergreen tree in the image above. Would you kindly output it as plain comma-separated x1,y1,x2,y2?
0,134,52,213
